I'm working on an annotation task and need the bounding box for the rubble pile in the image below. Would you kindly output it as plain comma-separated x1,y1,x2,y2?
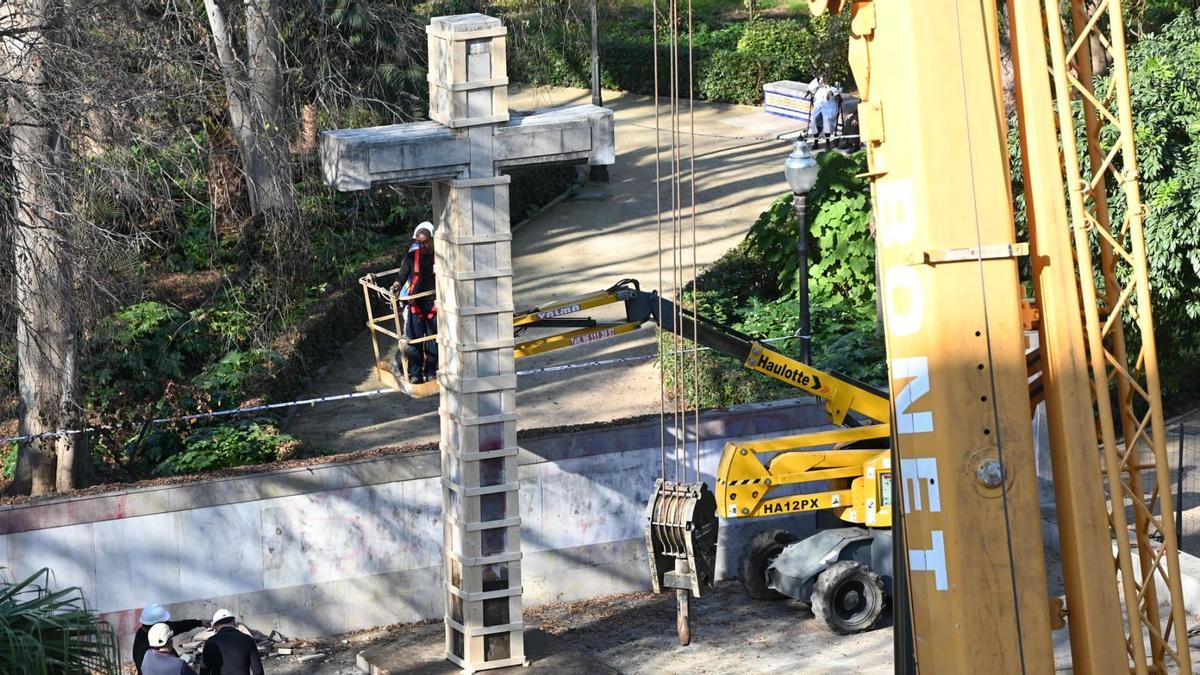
174,624,328,668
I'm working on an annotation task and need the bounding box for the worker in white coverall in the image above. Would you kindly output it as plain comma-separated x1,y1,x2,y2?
807,75,840,150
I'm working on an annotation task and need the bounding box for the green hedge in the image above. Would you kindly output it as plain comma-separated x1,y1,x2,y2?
505,9,852,105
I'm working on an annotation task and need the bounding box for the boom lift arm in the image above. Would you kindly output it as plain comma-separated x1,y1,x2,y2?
530,279,902,638
643,290,893,525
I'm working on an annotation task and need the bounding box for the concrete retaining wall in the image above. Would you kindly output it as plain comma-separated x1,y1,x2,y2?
0,398,830,663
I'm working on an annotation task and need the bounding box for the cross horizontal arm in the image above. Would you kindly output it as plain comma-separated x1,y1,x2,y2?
320,105,614,192
321,121,466,191
495,104,615,170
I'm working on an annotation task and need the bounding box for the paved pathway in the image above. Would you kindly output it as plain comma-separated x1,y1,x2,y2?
284,86,805,453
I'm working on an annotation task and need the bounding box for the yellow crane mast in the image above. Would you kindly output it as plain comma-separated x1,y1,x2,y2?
636,0,1191,669
815,0,1192,671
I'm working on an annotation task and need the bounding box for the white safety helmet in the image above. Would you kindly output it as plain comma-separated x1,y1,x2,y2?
148,623,174,648
140,603,170,626
413,221,434,239
212,608,235,625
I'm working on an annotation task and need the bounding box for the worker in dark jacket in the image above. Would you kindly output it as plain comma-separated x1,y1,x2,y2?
133,604,204,675
390,220,438,384
141,623,198,675
200,609,263,675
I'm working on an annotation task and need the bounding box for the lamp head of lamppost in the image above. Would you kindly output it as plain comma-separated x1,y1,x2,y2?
784,138,819,196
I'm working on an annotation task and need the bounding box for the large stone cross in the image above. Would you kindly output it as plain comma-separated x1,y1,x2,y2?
320,13,614,673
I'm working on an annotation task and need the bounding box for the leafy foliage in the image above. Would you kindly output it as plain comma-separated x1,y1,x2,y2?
83,296,291,475
192,349,282,409
705,16,850,104
1005,10,1200,407
1126,14,1200,328
156,420,296,476
505,3,851,105
2,443,15,480
0,0,597,494
87,302,209,411
699,50,771,106
745,151,875,308
666,150,882,408
1128,0,1200,36
0,568,121,675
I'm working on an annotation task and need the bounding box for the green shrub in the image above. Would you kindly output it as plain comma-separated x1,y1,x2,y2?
2,443,14,480
308,225,398,284
156,419,295,476
193,286,260,348
735,295,884,384
737,18,807,58
176,208,217,271
192,349,282,408
1124,11,1200,405
665,149,882,407
745,151,874,308
1003,12,1200,409
699,50,769,105
0,568,121,675
505,7,850,105
87,302,210,410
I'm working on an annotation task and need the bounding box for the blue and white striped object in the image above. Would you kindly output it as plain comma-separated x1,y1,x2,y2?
763,80,813,123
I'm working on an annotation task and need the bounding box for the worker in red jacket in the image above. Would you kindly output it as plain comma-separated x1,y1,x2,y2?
391,221,438,384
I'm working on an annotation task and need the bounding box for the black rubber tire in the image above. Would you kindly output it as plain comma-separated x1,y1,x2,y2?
811,560,886,635
739,529,798,600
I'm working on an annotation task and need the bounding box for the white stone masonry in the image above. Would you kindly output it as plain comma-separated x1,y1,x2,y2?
319,13,614,672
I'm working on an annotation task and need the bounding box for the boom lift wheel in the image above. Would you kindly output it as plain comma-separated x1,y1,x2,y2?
739,529,798,600
810,560,886,635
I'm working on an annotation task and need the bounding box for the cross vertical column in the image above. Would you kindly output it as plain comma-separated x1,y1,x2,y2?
320,12,613,669
427,15,525,672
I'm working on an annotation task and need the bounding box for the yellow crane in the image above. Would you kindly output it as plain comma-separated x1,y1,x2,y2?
835,0,1192,670
644,0,1193,671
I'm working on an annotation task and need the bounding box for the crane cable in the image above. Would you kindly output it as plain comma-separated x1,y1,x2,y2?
687,0,700,485
653,0,667,481
947,1,1028,667
652,0,701,486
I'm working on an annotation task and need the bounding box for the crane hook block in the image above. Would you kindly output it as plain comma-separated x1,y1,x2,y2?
645,479,719,597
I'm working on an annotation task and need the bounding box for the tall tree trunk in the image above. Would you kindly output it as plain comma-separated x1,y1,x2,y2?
293,103,318,155
203,0,262,213
203,0,297,273
2,0,86,495
245,0,294,221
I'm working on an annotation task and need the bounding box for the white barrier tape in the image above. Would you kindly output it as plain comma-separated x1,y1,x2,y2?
1,388,400,445
1,336,798,445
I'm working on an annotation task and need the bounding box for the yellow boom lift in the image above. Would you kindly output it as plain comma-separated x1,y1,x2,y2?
363,269,902,634
359,272,650,397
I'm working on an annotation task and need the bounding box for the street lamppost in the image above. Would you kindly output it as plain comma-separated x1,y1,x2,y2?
589,0,609,184
784,139,819,364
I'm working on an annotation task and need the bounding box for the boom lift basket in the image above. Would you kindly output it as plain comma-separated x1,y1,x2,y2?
359,268,439,398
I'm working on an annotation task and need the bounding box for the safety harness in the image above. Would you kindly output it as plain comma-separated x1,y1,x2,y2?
407,247,438,321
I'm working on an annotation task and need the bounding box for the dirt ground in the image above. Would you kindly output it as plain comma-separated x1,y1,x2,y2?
247,548,1197,674
263,581,894,675
522,582,894,674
